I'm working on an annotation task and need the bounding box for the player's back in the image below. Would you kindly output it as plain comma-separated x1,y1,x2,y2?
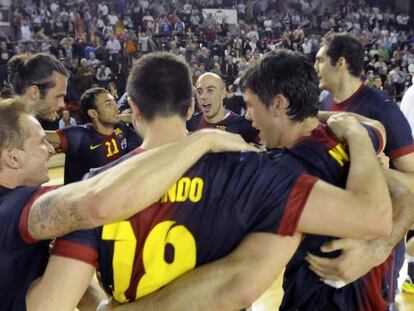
54,150,315,303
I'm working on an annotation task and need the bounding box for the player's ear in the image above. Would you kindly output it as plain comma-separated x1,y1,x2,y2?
87,108,98,120
186,97,195,121
270,94,288,117
336,56,346,71
26,85,40,101
1,148,23,170
128,97,142,122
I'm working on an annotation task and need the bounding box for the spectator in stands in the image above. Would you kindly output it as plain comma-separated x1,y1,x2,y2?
59,109,76,129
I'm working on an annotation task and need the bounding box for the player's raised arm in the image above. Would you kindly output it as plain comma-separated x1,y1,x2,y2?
297,114,392,239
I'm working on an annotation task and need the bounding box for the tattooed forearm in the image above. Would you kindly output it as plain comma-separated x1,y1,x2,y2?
28,193,93,240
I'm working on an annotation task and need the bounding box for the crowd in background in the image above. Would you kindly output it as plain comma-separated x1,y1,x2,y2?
0,0,413,125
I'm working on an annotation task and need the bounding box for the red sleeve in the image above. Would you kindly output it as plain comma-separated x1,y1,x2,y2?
19,186,60,244
52,240,99,268
388,144,414,160
372,127,385,155
56,129,68,152
277,174,318,236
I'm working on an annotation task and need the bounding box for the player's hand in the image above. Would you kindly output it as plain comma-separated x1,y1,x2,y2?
305,238,390,286
327,113,366,142
378,152,390,169
196,129,259,153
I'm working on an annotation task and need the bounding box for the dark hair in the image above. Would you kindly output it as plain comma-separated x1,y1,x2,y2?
241,49,319,122
126,52,192,121
0,99,32,163
79,87,109,123
322,33,364,77
8,53,69,98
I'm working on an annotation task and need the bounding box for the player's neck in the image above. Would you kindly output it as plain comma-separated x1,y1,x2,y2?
281,117,320,148
0,171,24,189
92,121,114,136
332,75,362,103
140,116,188,150
203,108,227,124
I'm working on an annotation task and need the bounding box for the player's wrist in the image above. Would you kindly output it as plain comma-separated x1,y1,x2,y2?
342,127,370,144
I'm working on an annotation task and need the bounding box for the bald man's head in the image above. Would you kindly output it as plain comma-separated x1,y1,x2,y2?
195,73,227,123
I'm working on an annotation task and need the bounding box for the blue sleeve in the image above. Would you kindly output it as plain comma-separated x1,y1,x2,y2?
59,126,83,156
52,228,101,268
246,164,317,236
0,187,52,249
371,100,414,160
362,124,383,154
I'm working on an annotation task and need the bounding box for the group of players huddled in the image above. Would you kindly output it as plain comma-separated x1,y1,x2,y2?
2,32,414,311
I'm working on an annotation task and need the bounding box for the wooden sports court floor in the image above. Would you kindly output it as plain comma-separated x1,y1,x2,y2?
46,155,414,310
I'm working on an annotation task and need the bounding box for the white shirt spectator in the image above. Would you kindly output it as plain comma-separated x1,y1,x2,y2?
106,38,121,55
96,66,112,82
408,63,414,76
396,14,409,26
20,25,33,42
139,0,149,11
190,13,200,26
263,19,272,32
98,3,109,16
302,40,312,55
107,14,119,26
237,3,246,14
59,117,76,129
183,3,192,15
50,2,59,14
400,76,414,139
97,17,105,29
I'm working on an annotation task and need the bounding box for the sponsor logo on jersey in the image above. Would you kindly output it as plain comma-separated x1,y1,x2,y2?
90,144,102,150
114,128,124,138
328,143,350,167
121,138,127,150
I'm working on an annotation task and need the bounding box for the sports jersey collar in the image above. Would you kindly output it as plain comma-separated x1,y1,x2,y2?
201,109,237,126
88,123,122,138
331,83,366,110
295,122,339,150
